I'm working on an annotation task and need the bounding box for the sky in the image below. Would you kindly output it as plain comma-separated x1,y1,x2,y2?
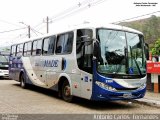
0,0,160,47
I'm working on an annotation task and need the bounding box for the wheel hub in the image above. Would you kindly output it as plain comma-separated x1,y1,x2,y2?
64,86,70,96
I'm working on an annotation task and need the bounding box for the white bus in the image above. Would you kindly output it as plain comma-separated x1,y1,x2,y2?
9,23,147,102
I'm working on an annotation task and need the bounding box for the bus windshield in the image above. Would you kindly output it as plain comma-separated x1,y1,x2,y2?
96,29,146,79
0,55,9,66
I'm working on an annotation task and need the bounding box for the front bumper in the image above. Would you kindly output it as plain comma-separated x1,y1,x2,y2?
91,85,146,101
0,71,9,77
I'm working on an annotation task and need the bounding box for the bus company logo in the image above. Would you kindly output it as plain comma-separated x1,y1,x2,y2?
44,60,59,67
35,60,59,67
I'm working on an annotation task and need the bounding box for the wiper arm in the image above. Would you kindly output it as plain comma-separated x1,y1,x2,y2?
133,57,143,76
129,46,142,76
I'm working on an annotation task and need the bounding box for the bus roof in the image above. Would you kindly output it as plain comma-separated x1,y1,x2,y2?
12,23,143,46
68,23,143,35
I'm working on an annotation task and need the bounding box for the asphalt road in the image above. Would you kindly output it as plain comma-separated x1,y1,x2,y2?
0,79,159,114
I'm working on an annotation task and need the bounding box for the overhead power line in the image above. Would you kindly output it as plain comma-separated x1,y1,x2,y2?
50,0,106,22
30,28,44,35
111,11,160,24
32,0,93,30
35,0,107,31
50,0,91,20
5,0,106,39
0,27,26,34
0,19,21,27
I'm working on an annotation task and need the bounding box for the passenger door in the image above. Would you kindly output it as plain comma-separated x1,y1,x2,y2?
76,29,93,99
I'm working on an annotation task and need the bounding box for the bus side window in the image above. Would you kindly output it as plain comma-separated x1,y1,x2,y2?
27,42,32,56
11,45,16,56
43,38,49,54
24,42,32,56
32,39,42,56
48,36,55,54
56,46,62,53
36,40,42,55
16,43,23,57
43,35,55,55
32,40,37,55
24,43,27,56
56,32,73,54
64,33,73,53
56,35,63,54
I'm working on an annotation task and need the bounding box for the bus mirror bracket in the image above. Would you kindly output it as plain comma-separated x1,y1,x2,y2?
144,43,149,60
79,35,93,46
93,39,101,58
93,39,103,63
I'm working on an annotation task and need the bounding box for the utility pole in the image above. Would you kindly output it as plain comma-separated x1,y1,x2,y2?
28,25,31,38
46,16,49,33
44,16,51,33
19,22,31,38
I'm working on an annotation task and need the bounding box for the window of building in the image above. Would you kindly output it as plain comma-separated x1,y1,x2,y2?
56,32,73,54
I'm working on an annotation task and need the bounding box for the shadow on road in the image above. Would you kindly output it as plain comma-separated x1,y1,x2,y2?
73,98,134,110
12,82,135,110
0,77,10,80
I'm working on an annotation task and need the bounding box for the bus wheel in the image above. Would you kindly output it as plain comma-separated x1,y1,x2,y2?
20,74,27,89
62,80,73,102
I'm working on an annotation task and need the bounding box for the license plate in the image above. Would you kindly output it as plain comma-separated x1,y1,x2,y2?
123,93,133,98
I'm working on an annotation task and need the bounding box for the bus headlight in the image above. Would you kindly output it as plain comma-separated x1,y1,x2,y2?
95,81,117,91
137,83,146,90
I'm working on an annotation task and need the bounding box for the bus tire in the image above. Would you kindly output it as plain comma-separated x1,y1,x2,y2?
61,80,73,102
20,73,27,89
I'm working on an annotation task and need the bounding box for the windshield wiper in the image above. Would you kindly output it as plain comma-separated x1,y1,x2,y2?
133,57,143,76
129,46,142,77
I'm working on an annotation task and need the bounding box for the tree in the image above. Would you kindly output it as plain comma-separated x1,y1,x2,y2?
119,15,160,45
151,38,160,55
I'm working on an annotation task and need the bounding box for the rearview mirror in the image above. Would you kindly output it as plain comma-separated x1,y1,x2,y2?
79,35,92,46
93,39,103,63
145,43,149,60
